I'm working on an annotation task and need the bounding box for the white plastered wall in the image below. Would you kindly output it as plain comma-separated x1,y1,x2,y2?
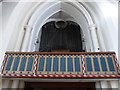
1,0,119,89
1,0,119,67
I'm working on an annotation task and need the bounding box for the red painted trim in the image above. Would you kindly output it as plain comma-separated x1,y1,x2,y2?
2,74,120,79
83,55,87,74
33,55,39,75
2,54,8,73
112,54,119,71
35,55,39,75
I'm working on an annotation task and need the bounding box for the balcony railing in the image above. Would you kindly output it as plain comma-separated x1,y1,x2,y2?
1,52,120,78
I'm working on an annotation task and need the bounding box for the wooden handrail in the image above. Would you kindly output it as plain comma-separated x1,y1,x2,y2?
5,51,115,55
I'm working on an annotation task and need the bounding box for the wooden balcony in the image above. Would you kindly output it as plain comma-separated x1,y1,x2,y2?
1,52,120,79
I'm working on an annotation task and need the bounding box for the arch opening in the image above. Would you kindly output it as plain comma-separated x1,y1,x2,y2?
36,21,84,52
27,1,93,52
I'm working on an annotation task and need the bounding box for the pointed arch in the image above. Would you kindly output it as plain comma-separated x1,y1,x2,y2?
26,1,94,51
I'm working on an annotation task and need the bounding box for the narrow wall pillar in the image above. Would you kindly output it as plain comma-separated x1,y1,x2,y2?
89,24,100,52
118,80,120,90
96,81,101,89
11,80,19,89
21,25,33,51
2,79,11,89
110,80,118,90
19,80,25,88
101,81,110,90
0,78,2,90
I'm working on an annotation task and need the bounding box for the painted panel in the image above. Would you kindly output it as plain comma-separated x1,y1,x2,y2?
38,57,45,71
67,57,73,72
46,57,52,72
107,56,115,71
100,56,108,72
60,57,66,72
74,57,81,72
93,57,100,72
19,57,27,71
26,57,34,71
86,57,93,72
5,56,13,71
53,57,58,72
12,56,20,71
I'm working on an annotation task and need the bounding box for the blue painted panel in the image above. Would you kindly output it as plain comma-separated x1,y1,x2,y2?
46,57,52,72
26,57,34,71
107,56,115,71
60,57,66,72
93,57,100,71
5,56,13,71
53,57,58,72
12,56,20,71
86,57,93,72
19,57,27,71
38,57,45,71
100,56,108,71
74,57,80,72
67,57,73,72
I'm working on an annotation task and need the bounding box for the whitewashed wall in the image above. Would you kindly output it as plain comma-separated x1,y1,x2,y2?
1,0,119,68
1,0,119,89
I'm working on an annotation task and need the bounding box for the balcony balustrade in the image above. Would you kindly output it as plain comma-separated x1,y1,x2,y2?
1,52,120,78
